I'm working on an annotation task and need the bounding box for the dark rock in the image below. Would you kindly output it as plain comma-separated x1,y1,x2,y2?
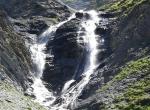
99,12,115,18
27,20,48,35
0,72,6,81
24,92,36,98
52,97,63,105
5,99,12,103
0,0,71,39
75,12,84,19
42,18,87,93
95,26,108,35
0,0,72,91
75,12,91,20
74,1,150,110
61,0,95,10
84,13,91,20
0,10,32,90
27,77,34,84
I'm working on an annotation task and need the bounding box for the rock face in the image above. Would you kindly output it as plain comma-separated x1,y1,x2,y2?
0,10,32,89
0,0,150,109
0,0,71,88
0,0,71,41
74,0,150,109
43,18,84,92
42,10,111,94
61,0,117,10
61,0,94,10
0,0,71,109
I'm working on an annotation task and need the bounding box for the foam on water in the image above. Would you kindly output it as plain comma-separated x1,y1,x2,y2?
30,10,104,110
30,14,76,107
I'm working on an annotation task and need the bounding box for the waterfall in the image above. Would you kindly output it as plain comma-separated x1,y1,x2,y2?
50,10,101,110
29,14,76,106
30,10,104,110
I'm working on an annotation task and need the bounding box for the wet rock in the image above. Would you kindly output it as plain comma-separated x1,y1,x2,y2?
75,12,84,19
24,87,35,98
43,18,87,92
99,12,115,18
27,20,48,35
0,0,71,41
0,72,6,81
53,97,63,105
0,0,71,91
75,12,90,20
95,26,108,35
74,1,150,110
0,10,32,90
5,99,12,103
84,13,91,20
61,0,94,10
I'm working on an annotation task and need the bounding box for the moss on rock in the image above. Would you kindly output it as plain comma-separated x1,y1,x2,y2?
99,0,150,16
98,56,150,110
0,79,46,110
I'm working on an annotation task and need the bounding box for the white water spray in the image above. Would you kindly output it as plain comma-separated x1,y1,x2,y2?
30,14,76,106
30,10,104,110
49,10,102,110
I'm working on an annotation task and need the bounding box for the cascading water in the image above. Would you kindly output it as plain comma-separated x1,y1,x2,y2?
30,10,104,110
50,10,101,110
30,14,76,106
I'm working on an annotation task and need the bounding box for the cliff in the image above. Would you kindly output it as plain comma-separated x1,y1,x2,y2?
74,0,150,109
0,0,71,109
0,0,150,110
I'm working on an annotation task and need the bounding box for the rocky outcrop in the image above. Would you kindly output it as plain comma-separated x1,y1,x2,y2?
0,8,45,110
61,0,117,10
0,0,71,88
0,0,71,42
43,18,84,92
0,10,32,89
0,0,150,109
74,0,150,109
61,0,94,10
0,0,71,109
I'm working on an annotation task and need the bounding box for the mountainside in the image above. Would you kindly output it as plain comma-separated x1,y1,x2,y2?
0,0,150,110
61,0,117,10
0,0,71,109
74,0,150,109
61,0,94,9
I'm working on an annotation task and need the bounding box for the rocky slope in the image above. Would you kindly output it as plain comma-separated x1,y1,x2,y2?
61,0,94,10
61,0,117,10
0,0,71,109
74,0,150,109
0,9,46,110
0,0,70,39
0,0,150,110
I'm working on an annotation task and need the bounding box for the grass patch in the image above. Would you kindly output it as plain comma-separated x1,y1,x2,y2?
114,74,150,110
99,0,149,17
98,56,150,92
97,56,150,110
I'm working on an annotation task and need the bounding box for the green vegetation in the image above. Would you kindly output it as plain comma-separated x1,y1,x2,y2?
99,0,149,16
115,56,150,81
98,56,150,110
96,0,150,109
114,74,150,110
99,56,150,92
